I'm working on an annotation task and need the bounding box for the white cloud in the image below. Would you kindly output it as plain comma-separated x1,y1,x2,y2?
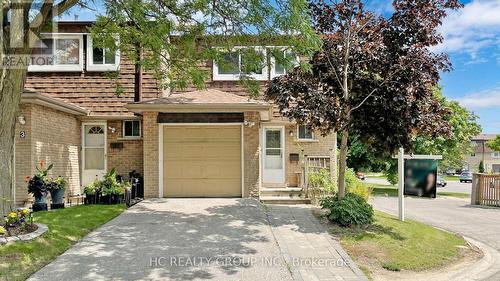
455,87,500,109
433,0,500,59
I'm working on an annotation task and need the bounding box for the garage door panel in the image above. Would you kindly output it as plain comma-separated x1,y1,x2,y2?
163,125,242,197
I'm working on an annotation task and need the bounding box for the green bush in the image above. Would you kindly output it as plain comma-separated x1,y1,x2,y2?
309,168,336,192
479,160,485,173
320,192,374,227
344,168,372,200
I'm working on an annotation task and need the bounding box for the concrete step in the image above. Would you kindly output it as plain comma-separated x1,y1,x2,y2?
260,187,303,197
260,197,311,205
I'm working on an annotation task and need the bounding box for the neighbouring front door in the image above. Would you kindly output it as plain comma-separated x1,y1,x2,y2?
82,123,107,186
262,127,285,183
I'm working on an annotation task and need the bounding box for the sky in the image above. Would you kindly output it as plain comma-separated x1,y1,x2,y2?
61,0,500,134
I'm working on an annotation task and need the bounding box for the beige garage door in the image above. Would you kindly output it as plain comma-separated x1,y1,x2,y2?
163,125,242,197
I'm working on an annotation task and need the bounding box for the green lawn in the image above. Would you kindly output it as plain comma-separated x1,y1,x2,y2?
370,184,469,199
0,204,125,281
443,175,459,182
329,211,470,277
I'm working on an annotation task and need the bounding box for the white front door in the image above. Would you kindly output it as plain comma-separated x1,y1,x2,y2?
82,123,107,186
262,126,285,183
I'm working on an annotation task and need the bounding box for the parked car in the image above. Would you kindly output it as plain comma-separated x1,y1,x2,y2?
355,172,365,180
436,176,447,187
459,172,473,183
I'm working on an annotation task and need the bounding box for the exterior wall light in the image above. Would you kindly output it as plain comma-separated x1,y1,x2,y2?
18,116,26,125
244,121,255,127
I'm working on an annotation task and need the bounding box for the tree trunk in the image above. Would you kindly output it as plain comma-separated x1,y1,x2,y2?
337,129,349,199
0,67,27,214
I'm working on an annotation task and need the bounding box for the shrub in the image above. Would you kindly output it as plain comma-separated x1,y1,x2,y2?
344,168,372,200
321,192,374,227
309,168,336,192
479,160,485,173
0,226,5,235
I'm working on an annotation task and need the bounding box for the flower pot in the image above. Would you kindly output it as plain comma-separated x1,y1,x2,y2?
34,195,47,204
50,188,65,205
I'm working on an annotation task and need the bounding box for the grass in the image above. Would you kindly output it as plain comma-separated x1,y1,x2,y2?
369,184,469,199
330,211,469,276
0,204,125,281
443,175,460,182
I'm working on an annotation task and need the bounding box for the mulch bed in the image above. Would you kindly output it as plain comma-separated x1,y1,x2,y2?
1,223,38,238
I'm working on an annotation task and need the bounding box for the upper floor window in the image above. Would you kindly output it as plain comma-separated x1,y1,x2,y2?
297,125,314,140
493,152,500,158
86,37,120,71
123,120,141,138
213,47,267,81
29,34,84,72
270,49,299,78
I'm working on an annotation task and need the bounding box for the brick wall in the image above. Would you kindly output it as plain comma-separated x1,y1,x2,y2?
142,112,159,198
15,104,81,205
106,120,144,179
243,112,261,197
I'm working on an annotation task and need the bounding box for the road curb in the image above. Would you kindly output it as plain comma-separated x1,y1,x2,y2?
454,236,500,281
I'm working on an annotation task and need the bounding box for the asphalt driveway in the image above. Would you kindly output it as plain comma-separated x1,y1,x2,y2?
29,199,365,281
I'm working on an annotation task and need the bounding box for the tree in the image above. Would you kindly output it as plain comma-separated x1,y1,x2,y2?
487,135,500,152
351,88,481,181
479,160,485,173
0,0,319,213
265,0,462,198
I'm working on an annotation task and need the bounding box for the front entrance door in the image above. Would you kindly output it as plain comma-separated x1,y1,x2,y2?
262,127,285,183
82,123,107,186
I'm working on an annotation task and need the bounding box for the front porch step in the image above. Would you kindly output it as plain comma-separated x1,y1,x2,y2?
260,187,303,197
260,197,311,205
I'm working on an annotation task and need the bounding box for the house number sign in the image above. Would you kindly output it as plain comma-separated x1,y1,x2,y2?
20,131,26,139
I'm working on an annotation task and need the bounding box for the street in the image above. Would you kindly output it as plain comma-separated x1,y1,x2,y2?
364,176,472,195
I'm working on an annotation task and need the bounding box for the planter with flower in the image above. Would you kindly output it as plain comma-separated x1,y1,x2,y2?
27,161,53,211
84,180,101,205
0,209,38,242
100,168,127,204
49,176,67,209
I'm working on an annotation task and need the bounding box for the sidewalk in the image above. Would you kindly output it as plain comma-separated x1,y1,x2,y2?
266,204,368,281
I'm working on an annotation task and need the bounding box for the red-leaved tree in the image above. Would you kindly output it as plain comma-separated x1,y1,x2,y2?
265,0,462,198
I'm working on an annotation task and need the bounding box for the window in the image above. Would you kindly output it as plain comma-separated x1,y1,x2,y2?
29,34,84,72
270,48,299,78
86,37,120,71
470,152,476,157
213,47,267,80
297,125,314,140
493,152,500,158
123,120,141,138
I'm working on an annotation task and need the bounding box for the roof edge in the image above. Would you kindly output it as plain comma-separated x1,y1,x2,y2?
125,103,272,113
21,91,89,116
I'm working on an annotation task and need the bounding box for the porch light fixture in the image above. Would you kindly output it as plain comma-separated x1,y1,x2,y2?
18,116,26,125
244,121,255,127
289,130,294,137
108,126,116,133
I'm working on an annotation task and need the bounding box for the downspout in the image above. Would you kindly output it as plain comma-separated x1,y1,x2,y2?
134,45,143,102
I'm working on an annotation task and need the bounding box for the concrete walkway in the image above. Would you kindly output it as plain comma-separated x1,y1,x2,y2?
29,199,365,281
372,196,500,280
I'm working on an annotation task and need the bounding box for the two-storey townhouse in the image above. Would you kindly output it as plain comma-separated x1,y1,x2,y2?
14,21,336,205
465,134,500,173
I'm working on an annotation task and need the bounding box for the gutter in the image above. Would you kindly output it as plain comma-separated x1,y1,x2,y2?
21,92,89,116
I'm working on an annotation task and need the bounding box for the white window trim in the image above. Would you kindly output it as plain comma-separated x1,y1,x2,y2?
270,47,300,79
86,36,120,72
296,124,315,141
28,33,84,72
493,152,500,158
213,46,268,81
122,120,141,138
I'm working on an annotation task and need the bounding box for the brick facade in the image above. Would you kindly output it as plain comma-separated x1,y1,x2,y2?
142,112,160,198
15,104,81,205
106,120,144,178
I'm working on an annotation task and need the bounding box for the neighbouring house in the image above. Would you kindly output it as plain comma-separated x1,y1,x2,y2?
465,134,500,173
13,21,336,206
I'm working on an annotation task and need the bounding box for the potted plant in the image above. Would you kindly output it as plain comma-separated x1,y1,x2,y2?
84,180,101,204
27,161,52,211
49,176,66,209
100,168,125,204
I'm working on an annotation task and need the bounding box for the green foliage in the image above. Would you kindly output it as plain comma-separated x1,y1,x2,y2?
84,180,101,195
100,168,126,196
92,0,321,95
345,168,372,200
382,262,401,272
309,168,336,193
52,177,67,190
27,161,53,198
487,135,500,152
0,226,5,235
321,193,374,227
479,160,485,173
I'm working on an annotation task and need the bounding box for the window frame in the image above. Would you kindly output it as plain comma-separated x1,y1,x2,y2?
28,33,84,72
493,152,500,158
86,36,120,72
122,120,141,138
296,124,315,141
270,47,300,79
213,46,268,81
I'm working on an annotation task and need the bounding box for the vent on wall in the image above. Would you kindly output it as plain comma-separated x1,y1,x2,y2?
110,142,124,149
